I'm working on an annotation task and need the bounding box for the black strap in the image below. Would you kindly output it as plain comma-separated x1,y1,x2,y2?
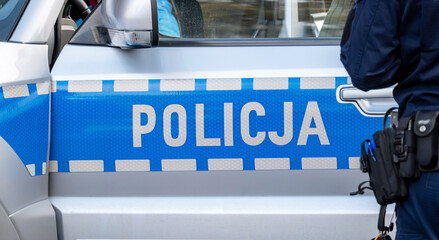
384,107,398,129
378,205,387,232
349,180,373,195
397,117,411,131
394,116,414,160
378,205,394,233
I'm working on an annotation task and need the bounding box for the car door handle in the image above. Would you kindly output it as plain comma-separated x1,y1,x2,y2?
337,85,397,115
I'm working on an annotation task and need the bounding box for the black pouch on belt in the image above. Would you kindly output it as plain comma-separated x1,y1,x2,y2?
394,117,420,179
353,108,408,234
414,111,439,171
368,128,408,205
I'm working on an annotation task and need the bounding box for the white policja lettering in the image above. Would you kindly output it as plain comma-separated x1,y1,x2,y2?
163,104,187,147
132,101,328,147
241,102,266,146
133,105,156,148
196,104,221,146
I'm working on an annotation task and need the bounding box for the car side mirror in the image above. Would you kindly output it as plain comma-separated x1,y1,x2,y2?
97,0,159,49
70,0,159,49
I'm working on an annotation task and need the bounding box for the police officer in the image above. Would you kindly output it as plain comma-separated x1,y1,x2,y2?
340,0,439,239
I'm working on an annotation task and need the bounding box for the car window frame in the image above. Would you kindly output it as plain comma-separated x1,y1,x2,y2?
158,38,340,47
69,36,341,48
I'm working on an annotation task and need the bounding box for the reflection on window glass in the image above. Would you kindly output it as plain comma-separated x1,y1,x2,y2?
0,0,26,41
63,0,99,27
0,0,18,21
160,0,353,39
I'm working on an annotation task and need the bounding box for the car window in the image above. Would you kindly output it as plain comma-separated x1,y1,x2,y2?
0,0,27,41
160,0,353,39
71,0,352,46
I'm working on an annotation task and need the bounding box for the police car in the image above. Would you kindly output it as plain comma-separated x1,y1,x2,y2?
0,0,397,239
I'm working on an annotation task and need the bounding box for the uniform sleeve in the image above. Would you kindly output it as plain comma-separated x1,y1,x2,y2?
157,0,181,38
340,0,401,91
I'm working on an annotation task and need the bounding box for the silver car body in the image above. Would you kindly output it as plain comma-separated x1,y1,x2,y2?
0,0,397,239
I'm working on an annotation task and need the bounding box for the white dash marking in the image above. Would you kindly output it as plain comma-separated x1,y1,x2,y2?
206,78,241,91
26,164,35,176
114,80,149,92
42,162,47,174
68,80,102,92
3,85,29,98
253,78,288,90
300,77,335,89
162,159,197,171
302,157,337,169
51,81,57,93
255,158,290,170
115,160,150,172
349,157,361,169
69,160,104,172
36,82,50,95
160,79,195,91
49,160,58,172
208,158,243,170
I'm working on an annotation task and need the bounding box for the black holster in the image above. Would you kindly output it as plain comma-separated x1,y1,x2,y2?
414,111,439,171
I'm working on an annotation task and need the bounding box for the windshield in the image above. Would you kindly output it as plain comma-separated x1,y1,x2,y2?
0,0,28,41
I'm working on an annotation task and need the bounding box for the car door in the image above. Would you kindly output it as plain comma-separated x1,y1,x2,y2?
0,0,60,239
49,0,397,239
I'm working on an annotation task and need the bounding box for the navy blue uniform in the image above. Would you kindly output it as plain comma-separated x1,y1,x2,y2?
341,0,439,239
